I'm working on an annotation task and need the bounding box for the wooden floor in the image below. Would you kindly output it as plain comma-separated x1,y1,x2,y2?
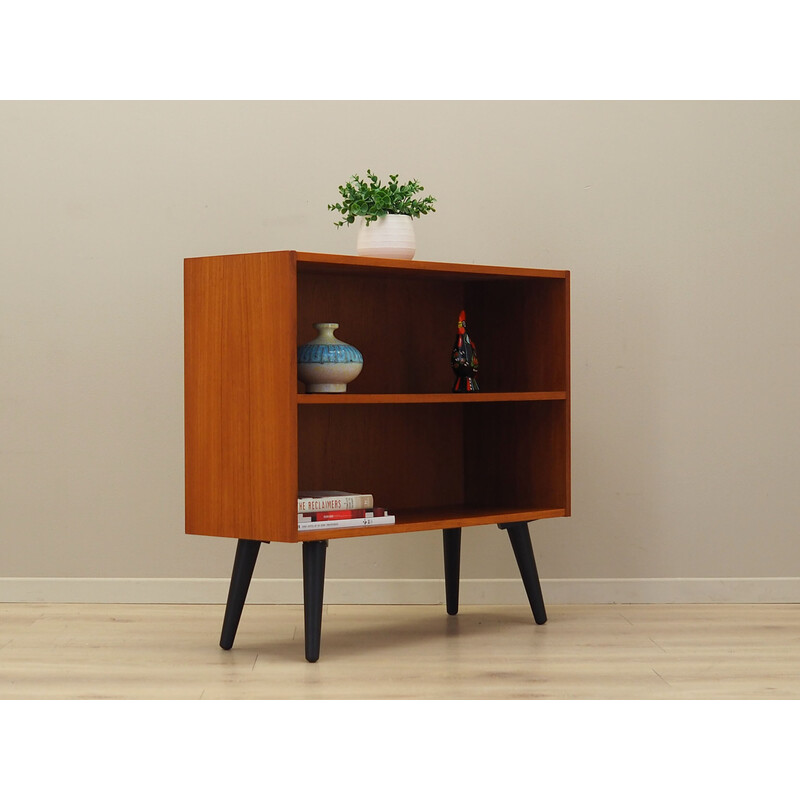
1,602,799,699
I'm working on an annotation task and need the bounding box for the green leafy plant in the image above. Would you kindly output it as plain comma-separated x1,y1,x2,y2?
328,170,437,227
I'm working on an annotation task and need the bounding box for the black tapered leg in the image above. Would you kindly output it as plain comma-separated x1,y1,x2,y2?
500,522,547,624
443,528,462,615
220,539,264,650
302,540,328,663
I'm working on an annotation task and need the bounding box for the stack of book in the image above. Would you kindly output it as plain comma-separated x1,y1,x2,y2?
297,491,395,531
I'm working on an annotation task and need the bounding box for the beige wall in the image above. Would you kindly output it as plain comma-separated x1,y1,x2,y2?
2,101,799,600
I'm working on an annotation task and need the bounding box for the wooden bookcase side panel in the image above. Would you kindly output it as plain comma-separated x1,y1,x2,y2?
563,271,571,516
184,252,299,542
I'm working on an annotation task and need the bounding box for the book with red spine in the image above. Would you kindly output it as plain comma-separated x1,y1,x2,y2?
309,509,368,521
298,508,387,523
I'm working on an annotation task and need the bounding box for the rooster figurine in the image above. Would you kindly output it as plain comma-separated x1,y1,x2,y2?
451,310,479,392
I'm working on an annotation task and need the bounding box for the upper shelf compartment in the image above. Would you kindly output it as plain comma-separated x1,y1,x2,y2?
294,252,569,396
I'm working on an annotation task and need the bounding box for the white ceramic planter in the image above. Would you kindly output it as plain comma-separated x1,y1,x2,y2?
356,214,416,259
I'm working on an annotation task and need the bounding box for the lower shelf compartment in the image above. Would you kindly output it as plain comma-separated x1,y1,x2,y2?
297,505,568,541
298,400,569,521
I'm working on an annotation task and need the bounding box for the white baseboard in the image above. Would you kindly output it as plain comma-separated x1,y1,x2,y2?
1,577,799,604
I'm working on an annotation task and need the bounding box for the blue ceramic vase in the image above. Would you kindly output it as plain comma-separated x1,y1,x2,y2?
297,322,363,393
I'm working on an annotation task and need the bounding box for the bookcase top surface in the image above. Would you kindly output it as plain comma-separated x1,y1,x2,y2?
185,250,569,280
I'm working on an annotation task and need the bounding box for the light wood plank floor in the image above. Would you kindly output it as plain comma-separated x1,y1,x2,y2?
1,602,799,699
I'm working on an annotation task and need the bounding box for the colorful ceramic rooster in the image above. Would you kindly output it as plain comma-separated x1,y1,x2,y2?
451,310,479,392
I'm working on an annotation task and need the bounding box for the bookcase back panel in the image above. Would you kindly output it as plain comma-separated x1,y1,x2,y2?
464,400,569,511
297,272,464,394
466,278,569,393
298,404,465,512
298,401,568,519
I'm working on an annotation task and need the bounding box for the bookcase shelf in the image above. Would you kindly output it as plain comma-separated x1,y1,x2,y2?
184,250,570,660
296,391,567,404
296,505,567,541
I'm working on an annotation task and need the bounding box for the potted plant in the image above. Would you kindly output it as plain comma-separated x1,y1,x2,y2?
328,170,436,259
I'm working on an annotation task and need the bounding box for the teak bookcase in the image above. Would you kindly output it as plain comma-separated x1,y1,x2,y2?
184,250,570,661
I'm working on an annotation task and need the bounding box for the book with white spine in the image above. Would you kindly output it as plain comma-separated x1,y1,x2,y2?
297,491,374,513
298,514,395,532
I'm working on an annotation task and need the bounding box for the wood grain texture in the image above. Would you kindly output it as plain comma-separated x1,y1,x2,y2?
563,272,571,515
298,403,465,512
295,251,569,280
3,603,798,699
297,507,566,541
466,277,569,392
184,252,297,542
297,392,567,404
465,400,569,511
297,269,463,394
